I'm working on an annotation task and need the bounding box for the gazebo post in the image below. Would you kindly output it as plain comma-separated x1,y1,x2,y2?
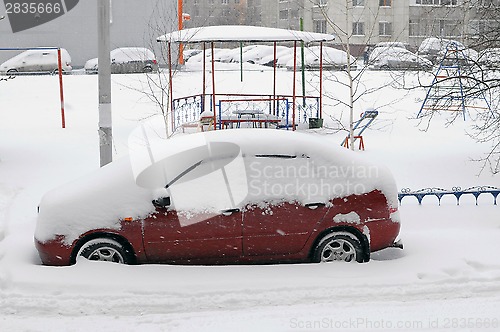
202,42,206,113
292,41,297,131
273,41,277,116
319,42,323,120
168,42,174,134
211,42,217,130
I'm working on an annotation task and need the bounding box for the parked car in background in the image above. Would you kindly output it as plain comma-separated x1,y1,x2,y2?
0,48,72,74
35,129,402,266
477,48,500,69
417,37,477,66
374,42,407,50
369,46,432,71
85,47,158,74
286,46,357,70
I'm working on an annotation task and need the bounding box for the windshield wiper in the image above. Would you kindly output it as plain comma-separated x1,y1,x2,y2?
165,159,204,189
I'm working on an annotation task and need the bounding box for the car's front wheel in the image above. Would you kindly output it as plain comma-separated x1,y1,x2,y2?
78,238,129,264
313,232,364,263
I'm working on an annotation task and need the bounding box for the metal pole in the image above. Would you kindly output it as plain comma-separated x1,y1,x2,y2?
168,42,174,134
319,42,323,119
273,41,277,116
178,0,184,65
57,48,65,129
292,41,297,131
98,0,112,167
211,42,217,130
300,18,306,107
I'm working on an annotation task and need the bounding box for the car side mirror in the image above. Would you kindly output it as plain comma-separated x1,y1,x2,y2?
152,196,171,208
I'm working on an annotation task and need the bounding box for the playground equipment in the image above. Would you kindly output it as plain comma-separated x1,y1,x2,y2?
398,186,500,205
157,25,334,133
418,42,491,120
341,110,378,150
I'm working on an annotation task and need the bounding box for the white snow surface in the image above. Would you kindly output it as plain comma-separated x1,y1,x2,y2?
1,67,500,331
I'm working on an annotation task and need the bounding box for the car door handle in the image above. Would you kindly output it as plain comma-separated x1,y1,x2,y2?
305,203,326,210
221,208,240,216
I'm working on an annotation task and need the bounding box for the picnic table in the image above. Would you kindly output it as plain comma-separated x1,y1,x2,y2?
220,110,282,129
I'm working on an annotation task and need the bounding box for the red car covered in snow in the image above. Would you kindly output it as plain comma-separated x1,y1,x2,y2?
35,129,402,266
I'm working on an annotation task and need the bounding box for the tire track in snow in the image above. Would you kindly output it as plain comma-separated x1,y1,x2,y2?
2,267,500,318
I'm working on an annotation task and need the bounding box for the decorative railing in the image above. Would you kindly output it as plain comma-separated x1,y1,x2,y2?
171,93,320,132
398,186,500,205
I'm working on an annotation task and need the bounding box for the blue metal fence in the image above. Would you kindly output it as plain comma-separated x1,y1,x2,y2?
398,186,500,205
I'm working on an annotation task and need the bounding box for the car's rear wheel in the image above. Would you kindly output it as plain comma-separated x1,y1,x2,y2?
78,238,129,264
313,232,363,263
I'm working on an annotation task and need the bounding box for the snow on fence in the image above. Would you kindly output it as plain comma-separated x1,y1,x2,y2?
398,186,500,205
171,93,319,131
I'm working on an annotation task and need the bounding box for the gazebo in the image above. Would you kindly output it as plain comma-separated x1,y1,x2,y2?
157,25,335,133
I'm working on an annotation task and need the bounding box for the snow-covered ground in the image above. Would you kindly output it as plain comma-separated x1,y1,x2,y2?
1,69,499,331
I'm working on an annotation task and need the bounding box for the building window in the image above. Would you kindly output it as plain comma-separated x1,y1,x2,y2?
379,0,391,6
469,20,497,35
409,19,419,36
379,21,392,36
279,10,288,20
352,22,365,35
314,20,327,33
353,0,364,6
415,0,458,4
222,0,228,4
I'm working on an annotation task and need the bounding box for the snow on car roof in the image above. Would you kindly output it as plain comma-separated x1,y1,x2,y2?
157,25,335,44
36,129,397,244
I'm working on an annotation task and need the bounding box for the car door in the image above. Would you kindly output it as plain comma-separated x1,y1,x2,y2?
243,202,327,257
241,154,329,257
142,201,243,263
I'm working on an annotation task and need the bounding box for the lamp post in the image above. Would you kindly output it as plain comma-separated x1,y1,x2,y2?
98,0,112,167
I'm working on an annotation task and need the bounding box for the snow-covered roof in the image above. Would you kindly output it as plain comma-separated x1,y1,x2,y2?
157,25,335,44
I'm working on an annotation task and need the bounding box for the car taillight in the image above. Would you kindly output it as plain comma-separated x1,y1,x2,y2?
389,207,398,214
153,59,157,65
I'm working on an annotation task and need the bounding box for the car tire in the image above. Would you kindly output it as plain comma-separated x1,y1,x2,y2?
313,232,364,263
380,65,390,71
143,65,153,73
78,238,130,264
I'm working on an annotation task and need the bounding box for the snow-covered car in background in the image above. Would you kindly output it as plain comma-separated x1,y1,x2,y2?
374,42,408,50
85,47,158,74
0,48,72,75
369,46,432,71
185,47,232,63
35,129,402,266
417,37,477,66
477,48,500,69
286,46,357,70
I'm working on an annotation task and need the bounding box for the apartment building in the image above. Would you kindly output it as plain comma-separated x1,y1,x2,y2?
182,1,499,52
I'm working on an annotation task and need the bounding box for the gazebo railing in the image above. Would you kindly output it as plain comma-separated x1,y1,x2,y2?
171,93,320,131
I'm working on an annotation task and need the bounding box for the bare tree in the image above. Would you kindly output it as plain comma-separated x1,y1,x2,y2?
413,1,500,173
306,0,412,150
